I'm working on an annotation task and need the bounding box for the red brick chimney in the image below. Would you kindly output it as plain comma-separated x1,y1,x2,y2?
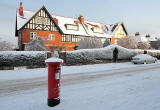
19,2,23,16
78,14,84,23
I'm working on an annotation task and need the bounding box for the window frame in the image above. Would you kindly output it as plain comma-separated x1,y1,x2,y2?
49,34,55,41
65,24,79,31
30,32,37,39
92,27,104,34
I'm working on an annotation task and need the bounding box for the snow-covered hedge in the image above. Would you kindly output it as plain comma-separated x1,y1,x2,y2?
0,51,49,67
63,45,138,65
60,45,160,65
147,50,160,59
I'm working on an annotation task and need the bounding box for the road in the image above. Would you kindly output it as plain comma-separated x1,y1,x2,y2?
0,63,159,97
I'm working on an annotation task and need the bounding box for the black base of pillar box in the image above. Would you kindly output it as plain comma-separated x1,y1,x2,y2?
48,98,60,107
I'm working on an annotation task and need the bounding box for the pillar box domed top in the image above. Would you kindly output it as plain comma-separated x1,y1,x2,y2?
45,58,63,63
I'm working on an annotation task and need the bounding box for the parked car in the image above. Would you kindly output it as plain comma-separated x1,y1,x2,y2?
132,54,157,64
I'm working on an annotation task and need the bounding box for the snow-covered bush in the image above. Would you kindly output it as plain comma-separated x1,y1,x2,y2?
147,50,160,59
118,36,139,49
138,41,150,49
0,51,49,67
103,39,110,47
64,45,137,65
78,37,103,49
24,37,49,51
0,38,15,51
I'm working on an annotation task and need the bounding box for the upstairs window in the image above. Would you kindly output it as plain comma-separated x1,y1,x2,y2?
36,17,43,24
65,24,78,31
30,32,37,39
92,27,104,34
45,18,50,25
49,34,55,40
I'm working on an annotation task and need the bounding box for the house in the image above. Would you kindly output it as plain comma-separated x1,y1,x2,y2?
134,32,157,42
15,2,128,51
104,22,128,44
134,32,159,49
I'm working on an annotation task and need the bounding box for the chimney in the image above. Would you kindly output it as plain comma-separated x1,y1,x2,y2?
146,34,150,38
135,32,140,36
19,2,23,16
78,14,84,23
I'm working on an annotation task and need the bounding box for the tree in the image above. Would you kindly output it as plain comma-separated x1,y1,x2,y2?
138,41,150,49
24,37,49,51
103,38,110,47
117,36,139,49
0,38,15,51
78,37,103,49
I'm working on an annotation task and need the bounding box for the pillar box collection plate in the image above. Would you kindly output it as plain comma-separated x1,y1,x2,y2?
45,58,63,107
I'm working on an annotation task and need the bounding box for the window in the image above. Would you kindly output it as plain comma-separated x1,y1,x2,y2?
49,34,55,40
36,17,42,24
45,18,50,25
30,32,37,39
65,24,78,31
92,27,104,34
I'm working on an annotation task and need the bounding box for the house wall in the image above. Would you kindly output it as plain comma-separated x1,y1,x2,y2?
111,25,127,44
111,38,119,44
20,29,77,51
112,25,127,39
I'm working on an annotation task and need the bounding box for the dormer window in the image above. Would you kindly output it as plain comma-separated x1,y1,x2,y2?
92,27,104,34
65,24,78,31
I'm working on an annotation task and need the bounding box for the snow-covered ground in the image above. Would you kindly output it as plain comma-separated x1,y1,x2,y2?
0,61,158,81
0,62,160,110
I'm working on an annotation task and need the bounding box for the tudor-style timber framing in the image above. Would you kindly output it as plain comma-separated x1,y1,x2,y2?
15,2,129,52
18,6,63,33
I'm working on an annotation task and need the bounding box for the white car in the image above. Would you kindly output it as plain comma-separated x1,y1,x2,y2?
132,54,157,64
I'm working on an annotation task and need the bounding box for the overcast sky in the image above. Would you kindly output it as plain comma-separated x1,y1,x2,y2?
0,0,160,44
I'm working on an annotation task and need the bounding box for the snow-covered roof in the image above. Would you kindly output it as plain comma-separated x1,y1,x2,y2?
135,35,148,42
52,15,88,37
135,35,157,42
103,22,128,38
51,14,111,38
147,37,157,41
16,6,119,38
17,10,35,30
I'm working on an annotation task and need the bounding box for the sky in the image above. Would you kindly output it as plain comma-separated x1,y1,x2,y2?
0,0,160,44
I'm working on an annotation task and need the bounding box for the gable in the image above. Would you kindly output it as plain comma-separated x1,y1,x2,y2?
21,7,59,32
113,24,127,38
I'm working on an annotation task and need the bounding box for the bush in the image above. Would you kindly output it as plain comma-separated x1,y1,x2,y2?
118,36,139,49
78,37,103,49
103,39,110,47
138,42,150,49
0,51,49,67
0,38,15,51
64,45,137,65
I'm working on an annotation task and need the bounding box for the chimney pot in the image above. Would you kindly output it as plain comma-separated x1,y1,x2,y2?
135,32,140,36
19,2,23,16
78,14,84,23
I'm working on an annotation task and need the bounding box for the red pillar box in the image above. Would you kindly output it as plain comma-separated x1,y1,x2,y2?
45,58,63,107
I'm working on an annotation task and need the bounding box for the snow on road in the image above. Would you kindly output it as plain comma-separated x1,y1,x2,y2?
0,62,160,110
0,61,160,81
